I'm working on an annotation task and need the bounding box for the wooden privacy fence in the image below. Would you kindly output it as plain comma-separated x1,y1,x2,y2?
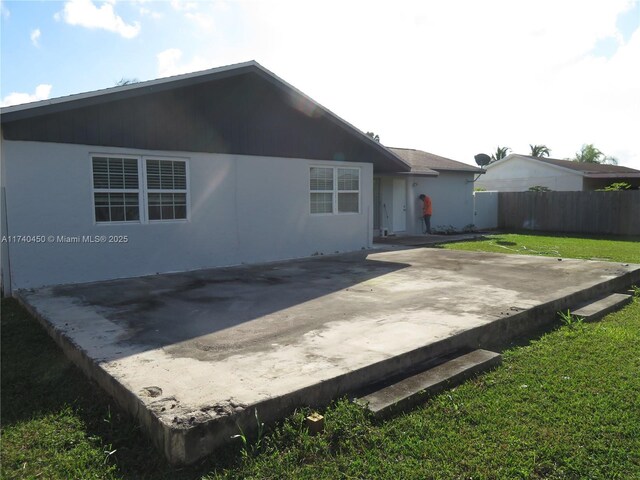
498,191,640,236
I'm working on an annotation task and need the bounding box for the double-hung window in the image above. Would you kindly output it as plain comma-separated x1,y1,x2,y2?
145,159,188,221
92,155,188,223
310,166,360,214
336,168,359,213
92,156,141,223
310,167,335,214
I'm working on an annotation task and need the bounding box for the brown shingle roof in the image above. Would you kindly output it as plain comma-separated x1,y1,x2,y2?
389,147,483,174
511,155,640,175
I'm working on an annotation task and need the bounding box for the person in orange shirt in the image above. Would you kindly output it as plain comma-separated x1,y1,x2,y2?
418,194,432,234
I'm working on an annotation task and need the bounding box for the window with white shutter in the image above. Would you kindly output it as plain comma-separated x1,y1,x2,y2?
310,166,360,214
145,159,188,221
92,156,140,223
91,155,189,223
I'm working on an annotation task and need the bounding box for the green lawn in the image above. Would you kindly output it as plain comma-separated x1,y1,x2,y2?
440,232,640,264
2,233,639,479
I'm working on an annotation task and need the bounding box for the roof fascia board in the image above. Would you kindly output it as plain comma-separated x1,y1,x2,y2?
1,61,258,122
396,171,439,177
249,63,411,172
584,173,640,178
431,167,484,174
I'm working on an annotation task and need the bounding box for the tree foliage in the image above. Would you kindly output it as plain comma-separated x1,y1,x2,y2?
529,144,551,157
366,132,380,142
573,144,618,165
528,185,551,192
490,146,510,163
597,182,631,191
115,77,140,86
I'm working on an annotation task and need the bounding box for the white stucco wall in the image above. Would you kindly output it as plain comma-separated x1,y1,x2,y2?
2,141,373,290
406,171,475,234
475,157,583,192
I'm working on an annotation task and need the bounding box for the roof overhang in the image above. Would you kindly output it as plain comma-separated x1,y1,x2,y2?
583,173,640,178
1,61,259,121
396,171,439,177
1,61,411,174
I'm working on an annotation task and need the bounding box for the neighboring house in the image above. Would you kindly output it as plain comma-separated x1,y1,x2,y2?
375,148,484,235
476,154,640,192
0,61,410,293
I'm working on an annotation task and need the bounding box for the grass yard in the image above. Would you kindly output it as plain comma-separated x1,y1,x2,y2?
440,232,640,264
2,233,639,479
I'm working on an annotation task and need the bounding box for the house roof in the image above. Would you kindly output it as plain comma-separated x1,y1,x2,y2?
494,154,640,178
1,61,410,174
389,147,484,175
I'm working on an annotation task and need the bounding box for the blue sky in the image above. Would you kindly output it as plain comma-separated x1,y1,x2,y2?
2,0,639,168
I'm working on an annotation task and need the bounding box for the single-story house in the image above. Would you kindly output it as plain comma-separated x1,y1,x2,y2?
1,61,414,293
475,154,640,192
374,147,484,235
1,61,479,293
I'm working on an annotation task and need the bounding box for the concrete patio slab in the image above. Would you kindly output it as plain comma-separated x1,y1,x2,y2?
16,248,640,465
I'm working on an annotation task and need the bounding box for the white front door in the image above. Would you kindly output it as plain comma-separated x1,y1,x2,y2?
392,178,406,232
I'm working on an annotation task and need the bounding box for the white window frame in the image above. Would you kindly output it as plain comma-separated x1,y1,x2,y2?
90,153,190,225
91,154,143,225
310,166,335,215
142,157,190,223
336,167,361,214
309,166,361,215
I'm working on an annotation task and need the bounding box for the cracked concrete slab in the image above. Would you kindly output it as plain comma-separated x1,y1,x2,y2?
16,248,640,464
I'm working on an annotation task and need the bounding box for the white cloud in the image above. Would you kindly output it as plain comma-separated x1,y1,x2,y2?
185,11,214,30
1,84,52,107
169,0,215,30
234,0,639,168
0,0,9,18
138,6,163,19
30,28,41,47
55,0,141,39
131,0,162,19
156,48,219,77
170,0,198,12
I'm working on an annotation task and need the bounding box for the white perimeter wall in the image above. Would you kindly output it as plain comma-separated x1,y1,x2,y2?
2,141,373,290
473,191,498,229
475,157,583,192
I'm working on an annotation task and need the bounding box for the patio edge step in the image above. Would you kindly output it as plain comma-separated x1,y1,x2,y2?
356,349,501,418
571,293,632,322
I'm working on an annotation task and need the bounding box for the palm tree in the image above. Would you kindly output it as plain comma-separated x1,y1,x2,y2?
573,144,617,165
490,146,510,163
529,144,551,157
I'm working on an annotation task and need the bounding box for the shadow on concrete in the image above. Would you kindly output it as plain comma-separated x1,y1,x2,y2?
45,251,411,362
